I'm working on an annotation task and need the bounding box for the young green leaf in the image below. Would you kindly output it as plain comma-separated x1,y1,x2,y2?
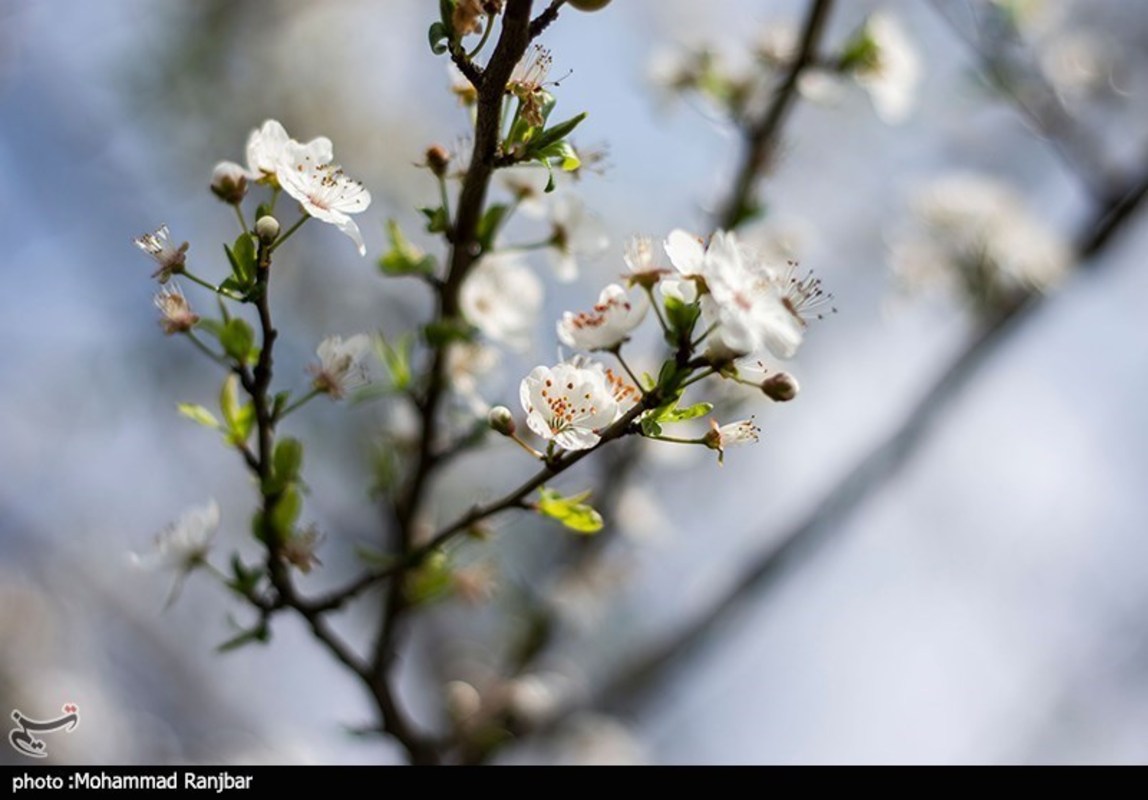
536,487,604,534
177,403,220,429
379,219,437,277
219,318,255,363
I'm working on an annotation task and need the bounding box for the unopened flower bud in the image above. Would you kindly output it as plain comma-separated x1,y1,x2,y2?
488,405,516,436
211,161,248,204
445,680,482,723
568,0,612,10
425,145,451,178
255,215,280,244
761,372,799,402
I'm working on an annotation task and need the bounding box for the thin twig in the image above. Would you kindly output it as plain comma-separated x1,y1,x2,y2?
715,0,835,229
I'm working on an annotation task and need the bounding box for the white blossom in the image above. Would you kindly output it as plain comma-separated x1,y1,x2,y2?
891,173,1072,303
134,224,188,283
310,334,372,399
460,252,542,352
445,341,500,416
244,119,332,183
666,229,829,360
557,283,647,351
153,283,199,335
662,228,706,303
132,500,220,605
703,417,761,464
548,195,609,282
853,11,921,125
276,140,372,256
520,361,618,451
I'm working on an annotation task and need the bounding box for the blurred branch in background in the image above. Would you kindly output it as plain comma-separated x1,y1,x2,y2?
573,0,1148,722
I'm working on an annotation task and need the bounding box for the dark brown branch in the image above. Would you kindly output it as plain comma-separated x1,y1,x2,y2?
715,0,835,229
529,0,566,39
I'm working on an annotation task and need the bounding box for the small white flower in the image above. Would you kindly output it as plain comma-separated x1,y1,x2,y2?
557,283,648,351
548,195,609,282
703,417,761,464
662,228,707,303
134,224,188,283
500,165,552,218
445,341,500,416
691,230,830,360
153,283,199,335
519,361,618,451
244,119,333,183
460,252,543,352
310,334,372,399
276,140,372,256
852,11,921,125
132,500,220,605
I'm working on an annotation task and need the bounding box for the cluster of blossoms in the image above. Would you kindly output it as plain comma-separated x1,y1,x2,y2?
649,9,921,126
889,173,1072,312
474,228,829,459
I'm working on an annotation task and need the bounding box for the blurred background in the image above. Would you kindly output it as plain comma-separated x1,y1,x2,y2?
2,0,1148,765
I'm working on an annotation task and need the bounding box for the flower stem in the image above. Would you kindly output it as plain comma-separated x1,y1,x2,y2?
277,388,323,420
690,322,719,350
645,287,670,335
681,367,717,388
466,13,496,59
233,204,250,235
611,348,643,389
510,432,545,459
185,330,231,369
647,434,705,446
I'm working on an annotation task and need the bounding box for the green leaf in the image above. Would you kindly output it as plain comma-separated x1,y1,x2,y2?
535,140,581,173
269,486,302,543
418,205,450,234
428,20,450,55
374,333,413,391
219,318,255,363
662,401,713,423
228,403,255,446
227,554,263,597
216,621,270,653
273,437,304,486
232,232,257,282
536,487,604,534
639,415,663,438
379,219,437,277
528,112,588,155
197,318,226,342
219,373,242,428
177,403,220,429
423,318,474,348
272,390,290,420
655,358,689,396
663,294,701,344
403,551,453,605
476,204,509,251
